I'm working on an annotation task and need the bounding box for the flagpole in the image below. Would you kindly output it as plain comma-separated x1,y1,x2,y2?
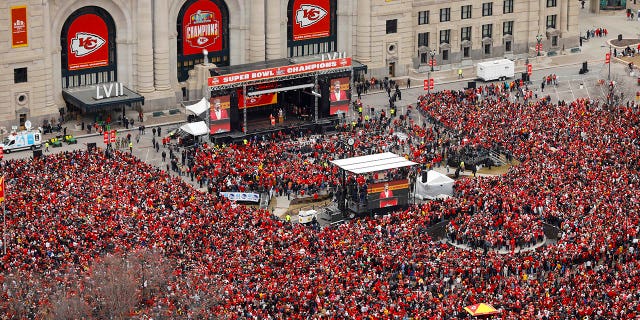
2,199,5,255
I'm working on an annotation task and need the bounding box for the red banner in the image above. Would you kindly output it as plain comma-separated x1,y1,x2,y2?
292,0,331,41
527,64,532,75
210,95,231,134
330,76,350,115
67,13,109,70
11,6,28,48
423,79,434,90
209,58,351,87
110,130,117,143
605,53,611,64
238,92,278,109
0,176,4,203
182,0,223,56
103,131,109,144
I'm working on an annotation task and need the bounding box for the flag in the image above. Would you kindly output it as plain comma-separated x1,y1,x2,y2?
0,176,5,203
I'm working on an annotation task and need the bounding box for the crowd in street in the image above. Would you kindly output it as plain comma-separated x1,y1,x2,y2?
1,80,640,318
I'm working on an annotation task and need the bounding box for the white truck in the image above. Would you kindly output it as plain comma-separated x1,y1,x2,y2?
476,59,515,81
0,130,43,153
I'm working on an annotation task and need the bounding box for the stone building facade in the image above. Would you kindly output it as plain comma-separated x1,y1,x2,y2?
0,0,577,130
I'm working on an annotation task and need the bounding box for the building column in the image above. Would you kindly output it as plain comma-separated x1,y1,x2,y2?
560,0,568,33
136,0,155,93
249,0,266,62
265,0,281,60
154,0,172,91
356,0,371,62
43,0,55,109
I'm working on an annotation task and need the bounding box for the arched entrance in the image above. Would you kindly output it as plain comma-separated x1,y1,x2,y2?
176,0,230,82
60,6,117,89
287,0,337,57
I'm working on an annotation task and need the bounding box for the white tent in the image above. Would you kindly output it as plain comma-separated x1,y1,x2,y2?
185,97,209,116
179,121,209,136
415,170,455,200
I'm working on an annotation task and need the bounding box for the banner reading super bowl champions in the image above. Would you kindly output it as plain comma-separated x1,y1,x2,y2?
182,0,223,56
67,14,109,70
292,0,331,41
210,95,231,134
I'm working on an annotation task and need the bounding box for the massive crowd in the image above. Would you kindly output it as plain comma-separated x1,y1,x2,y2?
0,80,639,318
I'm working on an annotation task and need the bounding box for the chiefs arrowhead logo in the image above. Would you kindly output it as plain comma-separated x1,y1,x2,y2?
70,32,106,57
295,4,328,28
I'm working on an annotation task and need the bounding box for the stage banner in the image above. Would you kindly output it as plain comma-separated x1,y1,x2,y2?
367,179,409,210
329,76,350,115
220,192,260,202
292,0,331,41
67,13,109,70
209,57,351,87
11,6,28,48
210,95,231,134
237,92,278,109
182,0,223,56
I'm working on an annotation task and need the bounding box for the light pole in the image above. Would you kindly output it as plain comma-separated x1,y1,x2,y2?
608,45,612,81
428,49,436,95
536,34,542,57
429,49,437,72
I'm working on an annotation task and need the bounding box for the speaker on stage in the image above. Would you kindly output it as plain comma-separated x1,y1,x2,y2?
467,81,476,89
33,149,42,158
87,142,96,152
421,171,428,183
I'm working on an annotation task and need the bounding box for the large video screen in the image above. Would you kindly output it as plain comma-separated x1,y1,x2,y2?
367,179,409,210
329,76,350,115
210,95,231,134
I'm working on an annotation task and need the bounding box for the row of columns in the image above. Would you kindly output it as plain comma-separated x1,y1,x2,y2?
136,0,172,94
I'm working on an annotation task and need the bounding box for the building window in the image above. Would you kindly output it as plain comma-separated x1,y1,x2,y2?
461,5,472,19
482,2,493,16
418,32,430,48
482,24,493,38
440,29,451,44
440,8,451,22
14,67,27,83
418,10,429,25
484,43,491,54
463,46,470,58
505,40,512,52
504,0,514,13
503,21,513,35
461,27,472,41
552,35,558,46
546,15,557,29
442,49,449,60
547,0,557,7
386,19,398,34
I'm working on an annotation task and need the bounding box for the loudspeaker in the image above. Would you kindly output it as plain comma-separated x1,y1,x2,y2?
421,171,428,183
33,149,42,158
467,81,476,89
618,34,623,42
87,142,97,152
521,73,529,82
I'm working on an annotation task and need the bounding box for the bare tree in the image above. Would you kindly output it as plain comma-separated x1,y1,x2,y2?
83,253,138,319
49,292,91,320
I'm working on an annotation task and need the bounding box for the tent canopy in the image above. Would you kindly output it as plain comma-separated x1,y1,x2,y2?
185,97,209,116
179,121,209,136
427,170,455,185
331,152,418,174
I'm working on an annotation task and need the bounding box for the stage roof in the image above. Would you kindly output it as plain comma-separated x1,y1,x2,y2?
62,84,144,113
331,152,418,174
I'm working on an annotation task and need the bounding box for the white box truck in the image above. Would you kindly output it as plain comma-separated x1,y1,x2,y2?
476,59,515,81
0,130,43,153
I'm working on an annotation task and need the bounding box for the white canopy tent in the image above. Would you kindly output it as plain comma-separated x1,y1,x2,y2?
330,152,418,174
415,170,455,200
185,97,209,116
179,121,209,136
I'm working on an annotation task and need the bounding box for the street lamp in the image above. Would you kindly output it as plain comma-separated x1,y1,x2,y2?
429,49,437,72
536,34,542,57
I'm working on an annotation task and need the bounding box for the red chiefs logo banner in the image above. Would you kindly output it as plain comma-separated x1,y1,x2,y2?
237,92,278,109
182,0,222,56
11,6,28,48
293,0,330,41
67,14,109,70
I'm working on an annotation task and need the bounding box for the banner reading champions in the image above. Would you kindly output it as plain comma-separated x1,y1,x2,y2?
11,6,28,48
67,13,109,70
292,0,331,41
182,0,223,56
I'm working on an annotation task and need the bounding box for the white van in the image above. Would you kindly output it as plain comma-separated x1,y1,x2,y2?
476,59,515,81
0,130,43,153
